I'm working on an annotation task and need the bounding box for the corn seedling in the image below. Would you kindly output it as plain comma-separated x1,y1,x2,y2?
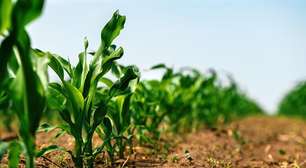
45,11,139,168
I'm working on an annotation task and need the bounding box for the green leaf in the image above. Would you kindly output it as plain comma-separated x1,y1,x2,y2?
9,69,26,122
73,37,89,91
0,0,12,34
63,82,84,123
82,66,94,98
48,82,63,92
103,117,112,136
109,66,139,97
36,145,66,157
84,37,89,50
32,50,49,90
57,56,74,78
0,35,14,81
47,83,66,111
120,95,132,131
100,10,126,54
99,77,113,88
55,124,72,137
59,109,73,127
111,63,122,78
48,52,74,79
0,92,8,107
73,51,88,92
38,123,56,133
48,53,65,81
64,82,84,110
8,141,22,168
28,69,47,135
100,47,124,75
151,63,167,70
93,101,108,127
0,141,9,161
106,108,120,135
14,30,46,135
12,0,45,28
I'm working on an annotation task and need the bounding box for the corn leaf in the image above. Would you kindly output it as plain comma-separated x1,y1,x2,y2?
0,0,12,34
8,141,22,168
47,84,66,111
36,145,66,157
100,10,126,54
109,66,139,97
0,142,9,161
99,77,114,88
63,82,84,124
12,0,44,28
100,47,124,76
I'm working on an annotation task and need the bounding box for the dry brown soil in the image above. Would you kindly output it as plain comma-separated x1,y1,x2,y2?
163,116,306,168
1,116,306,168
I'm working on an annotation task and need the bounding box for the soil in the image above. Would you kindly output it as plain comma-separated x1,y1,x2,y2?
164,116,306,168
1,116,306,168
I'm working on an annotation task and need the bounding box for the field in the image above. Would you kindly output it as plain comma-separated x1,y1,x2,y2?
1,0,306,168
1,116,306,167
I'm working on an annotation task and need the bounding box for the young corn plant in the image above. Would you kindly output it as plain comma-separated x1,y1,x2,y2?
166,68,205,132
130,64,180,144
188,70,221,128
45,11,139,168
0,0,48,168
130,80,163,144
95,65,140,162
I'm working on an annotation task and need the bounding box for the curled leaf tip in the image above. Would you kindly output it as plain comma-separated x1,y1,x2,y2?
84,37,89,49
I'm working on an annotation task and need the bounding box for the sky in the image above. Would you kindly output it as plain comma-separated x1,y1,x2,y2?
27,0,306,113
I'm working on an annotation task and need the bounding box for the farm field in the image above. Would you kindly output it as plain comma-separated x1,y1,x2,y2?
1,116,306,167
1,0,306,168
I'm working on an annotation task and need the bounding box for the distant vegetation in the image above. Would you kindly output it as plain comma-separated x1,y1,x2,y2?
278,81,306,118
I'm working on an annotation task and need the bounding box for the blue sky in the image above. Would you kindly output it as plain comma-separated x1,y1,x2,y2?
28,0,306,113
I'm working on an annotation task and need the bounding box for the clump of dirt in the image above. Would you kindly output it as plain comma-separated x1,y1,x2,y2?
164,116,306,168
1,116,306,167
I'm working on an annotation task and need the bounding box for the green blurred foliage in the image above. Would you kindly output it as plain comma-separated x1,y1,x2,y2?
278,81,306,118
131,65,263,144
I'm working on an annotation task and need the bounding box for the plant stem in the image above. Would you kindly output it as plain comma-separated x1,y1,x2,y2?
26,153,34,168
84,131,94,168
74,137,84,168
24,136,35,168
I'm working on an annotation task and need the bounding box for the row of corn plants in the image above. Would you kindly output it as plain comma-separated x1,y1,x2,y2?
130,65,263,144
278,80,306,118
0,0,264,167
